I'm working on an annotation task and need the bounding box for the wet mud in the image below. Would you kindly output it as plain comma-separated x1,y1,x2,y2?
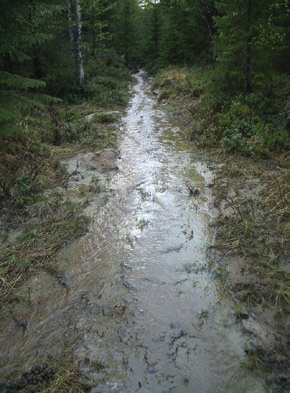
0,71,270,392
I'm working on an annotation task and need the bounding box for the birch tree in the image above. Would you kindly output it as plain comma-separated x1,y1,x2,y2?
65,0,74,41
76,0,85,87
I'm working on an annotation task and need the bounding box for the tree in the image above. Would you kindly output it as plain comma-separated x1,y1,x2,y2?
65,0,74,42
0,0,63,140
76,0,85,86
213,0,289,95
82,0,115,55
140,0,216,69
110,0,145,66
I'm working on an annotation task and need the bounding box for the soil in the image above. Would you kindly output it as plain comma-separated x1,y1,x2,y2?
207,153,290,391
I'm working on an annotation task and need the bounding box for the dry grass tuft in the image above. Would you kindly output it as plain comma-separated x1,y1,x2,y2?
0,202,89,299
212,158,289,306
46,361,90,393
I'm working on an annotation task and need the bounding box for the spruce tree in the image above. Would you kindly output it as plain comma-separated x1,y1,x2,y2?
0,0,63,140
110,0,145,66
213,0,288,95
142,0,215,69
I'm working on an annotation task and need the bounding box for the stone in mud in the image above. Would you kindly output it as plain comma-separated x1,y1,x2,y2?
186,181,200,197
147,364,157,374
117,326,128,342
242,318,268,342
92,111,121,123
159,331,166,341
85,150,119,172
123,281,137,292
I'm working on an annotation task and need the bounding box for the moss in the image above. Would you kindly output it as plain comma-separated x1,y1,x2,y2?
92,112,119,123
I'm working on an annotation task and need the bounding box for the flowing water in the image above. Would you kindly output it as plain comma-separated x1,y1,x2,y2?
0,71,268,392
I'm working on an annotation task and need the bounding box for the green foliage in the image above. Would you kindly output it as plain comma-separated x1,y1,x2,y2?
0,72,45,91
109,0,146,66
42,55,80,100
0,89,62,141
92,113,117,123
213,0,289,94
201,95,289,157
198,52,290,157
85,50,131,106
13,174,43,208
0,0,65,141
142,0,215,71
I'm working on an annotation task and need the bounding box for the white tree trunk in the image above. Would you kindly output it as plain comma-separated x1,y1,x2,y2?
76,0,84,87
65,0,74,41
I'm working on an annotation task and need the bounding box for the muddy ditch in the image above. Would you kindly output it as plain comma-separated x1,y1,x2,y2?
0,72,289,393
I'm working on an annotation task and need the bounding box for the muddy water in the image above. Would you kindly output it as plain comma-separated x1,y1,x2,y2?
0,71,268,392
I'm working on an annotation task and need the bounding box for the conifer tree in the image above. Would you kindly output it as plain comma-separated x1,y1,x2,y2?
110,0,145,66
82,0,115,55
0,0,63,139
142,0,215,68
213,0,288,95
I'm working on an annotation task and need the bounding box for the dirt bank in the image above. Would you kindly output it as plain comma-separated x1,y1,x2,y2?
157,86,289,390
208,153,289,391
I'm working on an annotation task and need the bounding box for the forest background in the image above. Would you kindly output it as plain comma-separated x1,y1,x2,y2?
0,0,289,159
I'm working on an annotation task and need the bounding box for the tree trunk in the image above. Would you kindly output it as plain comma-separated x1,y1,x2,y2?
65,0,74,41
244,0,252,93
91,0,96,53
205,17,216,63
76,0,84,87
153,0,159,59
28,0,43,79
33,47,43,79
3,53,12,73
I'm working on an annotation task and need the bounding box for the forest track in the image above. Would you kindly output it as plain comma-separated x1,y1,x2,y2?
0,71,288,393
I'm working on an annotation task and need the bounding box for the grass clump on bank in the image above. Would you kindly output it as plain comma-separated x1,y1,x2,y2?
213,158,289,306
44,360,90,393
4,355,93,393
0,196,90,300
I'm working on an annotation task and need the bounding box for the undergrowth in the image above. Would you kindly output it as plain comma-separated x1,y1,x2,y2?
152,66,290,161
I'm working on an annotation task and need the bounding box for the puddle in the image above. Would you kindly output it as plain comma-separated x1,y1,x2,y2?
0,71,268,392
